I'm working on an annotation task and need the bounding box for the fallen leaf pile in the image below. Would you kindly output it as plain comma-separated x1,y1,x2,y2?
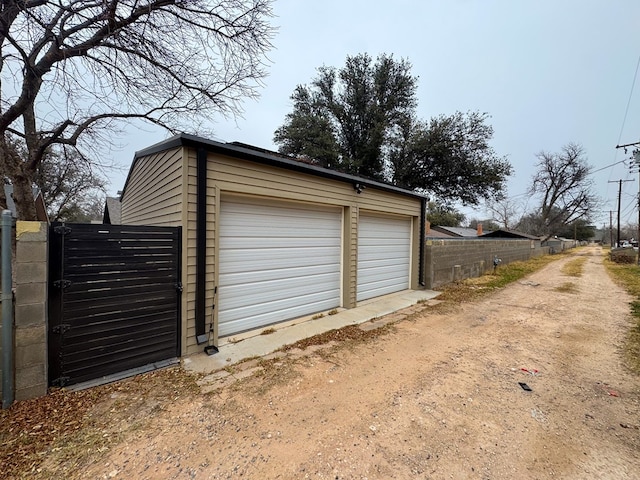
0,387,106,478
0,366,198,479
281,323,392,351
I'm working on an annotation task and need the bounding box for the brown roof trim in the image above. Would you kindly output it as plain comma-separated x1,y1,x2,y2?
121,133,425,201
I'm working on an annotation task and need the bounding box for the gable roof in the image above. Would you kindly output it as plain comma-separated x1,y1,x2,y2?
103,196,122,224
120,133,426,201
481,229,540,240
430,225,481,238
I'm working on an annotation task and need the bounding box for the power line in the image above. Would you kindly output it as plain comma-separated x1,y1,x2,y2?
617,55,640,146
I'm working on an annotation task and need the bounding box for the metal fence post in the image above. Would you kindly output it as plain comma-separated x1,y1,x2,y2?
2,209,14,409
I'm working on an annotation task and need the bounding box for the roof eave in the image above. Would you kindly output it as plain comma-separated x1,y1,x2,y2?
120,133,425,201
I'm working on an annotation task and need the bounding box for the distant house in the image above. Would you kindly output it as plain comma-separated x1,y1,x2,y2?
543,236,576,252
103,196,122,224
4,184,48,222
426,223,486,238
482,228,542,249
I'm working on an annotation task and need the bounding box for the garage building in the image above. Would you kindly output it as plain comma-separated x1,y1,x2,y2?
120,134,426,355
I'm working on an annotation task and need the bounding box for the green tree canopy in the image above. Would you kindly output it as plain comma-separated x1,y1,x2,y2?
426,202,465,227
274,54,512,205
556,219,596,241
275,53,417,179
390,112,512,205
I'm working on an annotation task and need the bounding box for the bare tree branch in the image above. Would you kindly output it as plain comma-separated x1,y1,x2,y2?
1,0,275,219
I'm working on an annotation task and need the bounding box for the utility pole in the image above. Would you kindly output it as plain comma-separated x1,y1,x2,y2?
608,179,633,247
630,150,640,264
615,141,640,255
610,211,614,247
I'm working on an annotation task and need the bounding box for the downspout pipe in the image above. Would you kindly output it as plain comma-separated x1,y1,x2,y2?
2,210,14,409
195,148,208,345
418,198,426,287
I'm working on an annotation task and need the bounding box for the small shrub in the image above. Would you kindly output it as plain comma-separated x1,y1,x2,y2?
610,250,637,264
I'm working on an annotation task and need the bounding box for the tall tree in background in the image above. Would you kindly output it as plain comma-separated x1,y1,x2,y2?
390,111,512,205
425,201,465,227
274,53,417,180
274,55,512,205
529,143,598,240
0,0,274,219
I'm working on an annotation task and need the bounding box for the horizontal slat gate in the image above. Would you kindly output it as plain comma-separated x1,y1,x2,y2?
48,223,181,387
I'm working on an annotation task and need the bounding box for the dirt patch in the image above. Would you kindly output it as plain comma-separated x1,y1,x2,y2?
2,246,639,479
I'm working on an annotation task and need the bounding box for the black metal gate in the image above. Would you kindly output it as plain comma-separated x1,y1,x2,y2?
48,223,182,387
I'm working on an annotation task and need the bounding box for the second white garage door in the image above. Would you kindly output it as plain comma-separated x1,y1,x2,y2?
357,214,411,301
218,198,342,337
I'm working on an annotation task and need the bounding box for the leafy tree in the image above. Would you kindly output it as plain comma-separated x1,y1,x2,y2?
556,219,596,241
274,53,417,179
426,202,465,227
273,86,341,168
467,218,500,232
390,111,512,205
0,0,275,219
529,143,598,241
274,56,512,205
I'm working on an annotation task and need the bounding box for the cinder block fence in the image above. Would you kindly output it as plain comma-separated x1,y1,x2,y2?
1,221,48,404
424,238,548,289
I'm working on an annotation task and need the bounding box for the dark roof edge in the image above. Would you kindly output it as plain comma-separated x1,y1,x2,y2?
121,133,425,200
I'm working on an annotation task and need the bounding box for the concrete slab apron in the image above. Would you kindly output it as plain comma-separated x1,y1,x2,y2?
183,289,439,375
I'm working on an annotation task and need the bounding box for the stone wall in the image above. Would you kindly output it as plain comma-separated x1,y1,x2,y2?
424,238,548,289
0,221,48,403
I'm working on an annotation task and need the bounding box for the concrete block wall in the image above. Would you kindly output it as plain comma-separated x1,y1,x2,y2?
12,222,48,401
424,238,547,289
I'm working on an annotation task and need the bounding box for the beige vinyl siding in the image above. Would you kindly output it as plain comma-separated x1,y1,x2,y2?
120,148,183,226
174,147,422,351
210,155,420,216
184,149,198,354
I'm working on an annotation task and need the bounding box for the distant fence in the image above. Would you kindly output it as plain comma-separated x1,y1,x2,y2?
424,238,549,289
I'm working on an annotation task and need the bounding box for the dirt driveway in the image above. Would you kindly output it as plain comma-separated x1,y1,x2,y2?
42,246,640,478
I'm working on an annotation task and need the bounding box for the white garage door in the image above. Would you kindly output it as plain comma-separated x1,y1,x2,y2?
357,214,411,301
218,198,342,337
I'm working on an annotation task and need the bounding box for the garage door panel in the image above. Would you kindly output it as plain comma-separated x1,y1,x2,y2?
358,248,410,261
219,290,340,336
219,199,342,336
220,272,341,309
220,247,339,273
221,263,340,286
358,264,408,281
357,214,411,302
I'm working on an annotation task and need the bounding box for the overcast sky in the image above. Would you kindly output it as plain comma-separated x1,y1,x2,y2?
110,0,640,227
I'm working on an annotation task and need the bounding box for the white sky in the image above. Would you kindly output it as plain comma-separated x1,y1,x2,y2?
108,0,640,227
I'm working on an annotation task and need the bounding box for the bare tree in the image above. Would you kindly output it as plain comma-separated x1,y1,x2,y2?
530,143,598,241
0,0,274,219
33,146,107,221
484,197,523,230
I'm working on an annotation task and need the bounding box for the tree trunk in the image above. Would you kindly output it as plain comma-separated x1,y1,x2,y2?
11,173,37,220
0,179,6,211
1,136,37,220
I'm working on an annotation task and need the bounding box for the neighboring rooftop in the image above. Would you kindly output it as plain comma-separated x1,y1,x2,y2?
103,196,122,225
